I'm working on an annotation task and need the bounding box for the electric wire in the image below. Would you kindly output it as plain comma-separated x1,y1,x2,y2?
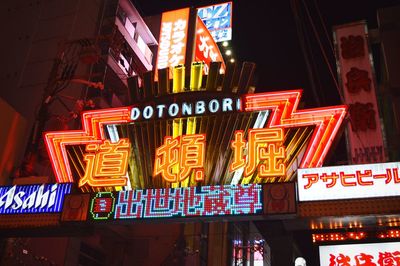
300,0,344,103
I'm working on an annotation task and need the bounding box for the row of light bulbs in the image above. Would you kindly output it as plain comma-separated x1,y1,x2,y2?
312,229,400,243
222,41,235,63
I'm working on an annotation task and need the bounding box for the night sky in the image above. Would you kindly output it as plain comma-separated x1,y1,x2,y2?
133,0,399,107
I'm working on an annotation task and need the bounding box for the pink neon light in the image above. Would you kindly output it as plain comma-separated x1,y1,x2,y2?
243,90,347,168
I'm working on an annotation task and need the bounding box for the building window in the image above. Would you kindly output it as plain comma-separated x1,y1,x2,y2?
124,19,136,39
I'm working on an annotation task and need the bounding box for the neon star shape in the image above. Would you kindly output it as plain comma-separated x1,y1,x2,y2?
243,90,347,168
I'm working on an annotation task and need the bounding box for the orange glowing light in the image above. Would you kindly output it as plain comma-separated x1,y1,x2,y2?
44,107,131,183
244,90,347,168
231,128,285,177
156,8,190,71
44,90,347,186
79,139,130,187
154,134,206,182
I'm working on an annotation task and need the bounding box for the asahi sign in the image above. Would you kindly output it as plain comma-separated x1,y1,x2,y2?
0,183,72,214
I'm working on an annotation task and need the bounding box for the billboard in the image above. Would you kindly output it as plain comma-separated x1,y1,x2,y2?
89,184,263,221
334,21,386,164
319,242,400,266
297,161,400,201
156,8,190,70
44,87,347,190
195,16,226,74
197,2,232,43
0,183,72,214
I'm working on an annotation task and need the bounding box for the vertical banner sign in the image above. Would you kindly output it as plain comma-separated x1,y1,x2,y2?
197,2,232,43
334,21,385,164
195,17,226,74
156,8,190,71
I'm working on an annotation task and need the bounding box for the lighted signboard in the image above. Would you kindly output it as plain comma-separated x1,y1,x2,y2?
156,8,190,70
195,17,226,74
297,161,400,201
197,2,232,43
319,242,400,266
0,183,72,214
334,21,385,164
44,89,347,189
89,184,262,220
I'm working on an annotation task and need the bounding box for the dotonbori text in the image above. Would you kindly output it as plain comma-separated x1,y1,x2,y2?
130,97,241,121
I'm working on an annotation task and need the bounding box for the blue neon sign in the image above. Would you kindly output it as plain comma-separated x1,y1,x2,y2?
0,183,72,214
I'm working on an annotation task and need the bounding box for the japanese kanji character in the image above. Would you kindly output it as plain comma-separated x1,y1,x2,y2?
203,186,230,215
230,128,285,178
153,136,179,182
179,134,206,181
234,184,261,214
346,67,371,93
321,172,339,188
352,146,384,164
79,139,130,187
153,134,206,183
340,172,357,187
356,170,373,186
340,35,365,59
349,102,376,132
378,251,400,266
355,253,376,266
330,253,351,266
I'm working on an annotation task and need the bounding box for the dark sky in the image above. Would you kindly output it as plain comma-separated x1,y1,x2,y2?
133,0,399,106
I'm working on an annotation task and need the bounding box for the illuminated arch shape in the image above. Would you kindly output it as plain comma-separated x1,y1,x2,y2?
44,90,347,183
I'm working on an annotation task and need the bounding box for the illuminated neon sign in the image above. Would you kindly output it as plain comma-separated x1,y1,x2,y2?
80,139,130,187
156,8,190,70
89,184,262,220
153,129,285,183
44,90,347,186
197,2,232,43
195,16,226,74
298,161,400,201
231,128,285,177
130,96,240,121
90,192,115,220
0,183,72,214
154,134,206,182
319,242,400,266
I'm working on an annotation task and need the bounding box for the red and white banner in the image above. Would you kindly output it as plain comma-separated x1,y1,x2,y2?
319,242,400,266
195,16,226,74
297,162,400,201
334,21,385,164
